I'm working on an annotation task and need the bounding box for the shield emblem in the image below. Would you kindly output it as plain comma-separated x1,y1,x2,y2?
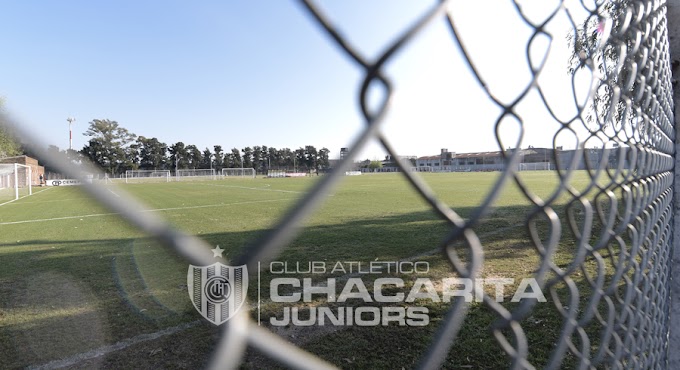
187,263,248,325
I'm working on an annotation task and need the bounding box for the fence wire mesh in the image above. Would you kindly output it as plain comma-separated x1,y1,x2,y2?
2,0,676,369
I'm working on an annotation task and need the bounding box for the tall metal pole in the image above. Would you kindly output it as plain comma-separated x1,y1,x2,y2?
67,117,76,150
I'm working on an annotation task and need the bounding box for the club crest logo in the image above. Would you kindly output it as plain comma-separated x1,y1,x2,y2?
187,254,248,325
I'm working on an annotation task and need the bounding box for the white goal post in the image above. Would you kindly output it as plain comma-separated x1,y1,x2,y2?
222,168,256,178
519,162,551,171
0,163,32,205
125,170,171,183
176,169,217,180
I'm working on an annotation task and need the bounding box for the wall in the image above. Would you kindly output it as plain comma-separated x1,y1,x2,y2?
0,155,45,185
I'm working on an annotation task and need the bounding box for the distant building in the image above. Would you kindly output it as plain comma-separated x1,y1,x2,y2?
340,148,349,160
377,154,417,172
556,147,631,171
416,148,507,172
415,146,628,172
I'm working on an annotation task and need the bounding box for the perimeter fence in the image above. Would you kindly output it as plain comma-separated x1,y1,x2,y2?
3,0,678,369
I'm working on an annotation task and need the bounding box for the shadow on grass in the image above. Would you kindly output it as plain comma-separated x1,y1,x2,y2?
0,199,667,369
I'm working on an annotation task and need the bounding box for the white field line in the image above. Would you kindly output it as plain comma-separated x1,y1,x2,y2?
0,198,291,226
27,320,201,370
1,197,89,205
198,182,305,194
0,187,53,207
4,182,283,205
107,189,121,198
23,222,525,368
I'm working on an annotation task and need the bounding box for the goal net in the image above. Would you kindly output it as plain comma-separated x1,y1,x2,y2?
125,170,171,183
519,162,551,171
0,163,32,205
222,168,256,178
176,169,217,181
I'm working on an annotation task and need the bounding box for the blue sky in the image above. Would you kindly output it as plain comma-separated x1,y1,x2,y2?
1,1,592,160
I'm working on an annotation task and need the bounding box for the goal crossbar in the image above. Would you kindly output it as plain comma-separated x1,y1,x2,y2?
176,169,217,180
125,170,171,183
222,168,255,178
0,163,32,205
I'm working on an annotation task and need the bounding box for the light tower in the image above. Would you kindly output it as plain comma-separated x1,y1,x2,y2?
67,117,76,150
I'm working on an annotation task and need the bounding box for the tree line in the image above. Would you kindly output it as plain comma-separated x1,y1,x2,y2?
72,119,331,175
0,99,22,159
0,125,21,159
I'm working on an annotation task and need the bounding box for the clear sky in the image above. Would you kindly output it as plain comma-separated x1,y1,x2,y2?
0,1,593,160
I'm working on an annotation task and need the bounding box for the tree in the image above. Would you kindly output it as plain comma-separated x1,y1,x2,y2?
278,148,294,169
123,141,140,171
0,98,22,158
81,138,107,170
568,1,636,129
368,160,383,171
304,145,318,171
81,119,137,174
201,147,213,169
318,147,331,170
213,145,224,170
261,145,269,171
186,145,202,169
242,147,253,168
65,148,83,165
252,146,262,172
295,148,305,171
0,126,21,159
169,142,188,171
42,145,62,173
268,146,278,168
137,136,168,170
228,148,241,168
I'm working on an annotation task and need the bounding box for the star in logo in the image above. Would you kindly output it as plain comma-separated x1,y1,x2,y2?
212,245,225,258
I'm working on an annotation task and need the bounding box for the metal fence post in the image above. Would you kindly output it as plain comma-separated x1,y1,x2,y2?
669,0,680,368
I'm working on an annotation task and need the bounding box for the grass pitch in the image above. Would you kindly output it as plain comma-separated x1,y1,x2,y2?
0,172,617,368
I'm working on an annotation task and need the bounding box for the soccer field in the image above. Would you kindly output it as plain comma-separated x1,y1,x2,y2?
0,172,626,368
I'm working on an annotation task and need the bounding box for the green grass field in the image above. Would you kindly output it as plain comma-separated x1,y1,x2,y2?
0,171,631,369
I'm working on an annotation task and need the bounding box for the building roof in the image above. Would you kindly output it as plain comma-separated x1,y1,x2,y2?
454,151,503,158
415,147,562,161
417,155,441,160
0,155,29,161
417,151,503,160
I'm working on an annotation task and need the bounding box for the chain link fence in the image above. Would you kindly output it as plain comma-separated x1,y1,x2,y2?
2,0,676,368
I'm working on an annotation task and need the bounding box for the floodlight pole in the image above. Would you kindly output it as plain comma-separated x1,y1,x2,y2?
67,117,76,150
